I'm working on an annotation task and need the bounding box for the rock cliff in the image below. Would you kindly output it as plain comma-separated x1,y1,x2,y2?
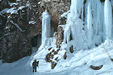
0,0,70,63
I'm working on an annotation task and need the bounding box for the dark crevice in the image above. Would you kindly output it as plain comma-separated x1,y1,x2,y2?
51,20,58,37
100,0,105,2
51,20,58,32
31,34,41,48
31,35,38,47
84,0,86,4
9,0,16,2
70,32,73,41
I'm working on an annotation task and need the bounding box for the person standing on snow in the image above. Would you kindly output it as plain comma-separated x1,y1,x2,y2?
32,59,39,72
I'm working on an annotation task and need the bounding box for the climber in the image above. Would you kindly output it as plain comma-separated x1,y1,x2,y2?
32,59,39,72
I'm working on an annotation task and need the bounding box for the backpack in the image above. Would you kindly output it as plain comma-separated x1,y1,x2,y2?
36,61,39,67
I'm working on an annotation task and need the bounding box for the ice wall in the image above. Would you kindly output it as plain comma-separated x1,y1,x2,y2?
63,0,106,50
69,0,84,20
39,0,113,51
63,0,87,50
88,0,104,46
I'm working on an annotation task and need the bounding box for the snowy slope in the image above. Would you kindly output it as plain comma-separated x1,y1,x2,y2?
0,40,113,75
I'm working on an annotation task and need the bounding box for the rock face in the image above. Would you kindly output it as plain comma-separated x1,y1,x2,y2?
46,48,60,69
0,0,9,11
40,0,70,30
0,0,70,63
64,52,67,59
45,47,67,69
59,17,67,25
2,22,32,63
0,0,10,60
69,45,74,53
0,15,7,60
0,0,33,63
90,65,103,70
56,26,64,48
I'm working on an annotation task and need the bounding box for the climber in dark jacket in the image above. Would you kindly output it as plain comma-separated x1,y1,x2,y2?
32,59,39,72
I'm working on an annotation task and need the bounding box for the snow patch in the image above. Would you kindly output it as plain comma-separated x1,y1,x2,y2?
29,21,36,25
7,8,18,14
18,6,25,10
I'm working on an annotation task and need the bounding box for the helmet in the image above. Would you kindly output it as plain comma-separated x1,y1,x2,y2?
34,59,37,61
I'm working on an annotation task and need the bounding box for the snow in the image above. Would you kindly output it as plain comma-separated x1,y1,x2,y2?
7,8,18,14
38,2,41,4
10,21,23,31
18,6,25,10
61,11,70,18
4,33,10,36
16,0,20,1
30,40,113,75
29,21,36,25
0,40,113,75
58,25,65,30
0,8,9,15
26,1,30,7
6,26,9,29
10,3,18,7
26,4,30,7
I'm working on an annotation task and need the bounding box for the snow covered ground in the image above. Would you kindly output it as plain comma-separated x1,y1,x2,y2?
0,40,113,75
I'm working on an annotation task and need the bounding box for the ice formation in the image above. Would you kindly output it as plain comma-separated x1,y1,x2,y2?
39,0,113,51
87,3,93,48
41,10,51,47
62,0,88,51
104,0,112,39
62,0,112,50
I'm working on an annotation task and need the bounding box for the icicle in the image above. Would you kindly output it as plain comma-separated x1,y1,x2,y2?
87,3,93,48
81,5,83,21
42,10,50,45
104,0,112,39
